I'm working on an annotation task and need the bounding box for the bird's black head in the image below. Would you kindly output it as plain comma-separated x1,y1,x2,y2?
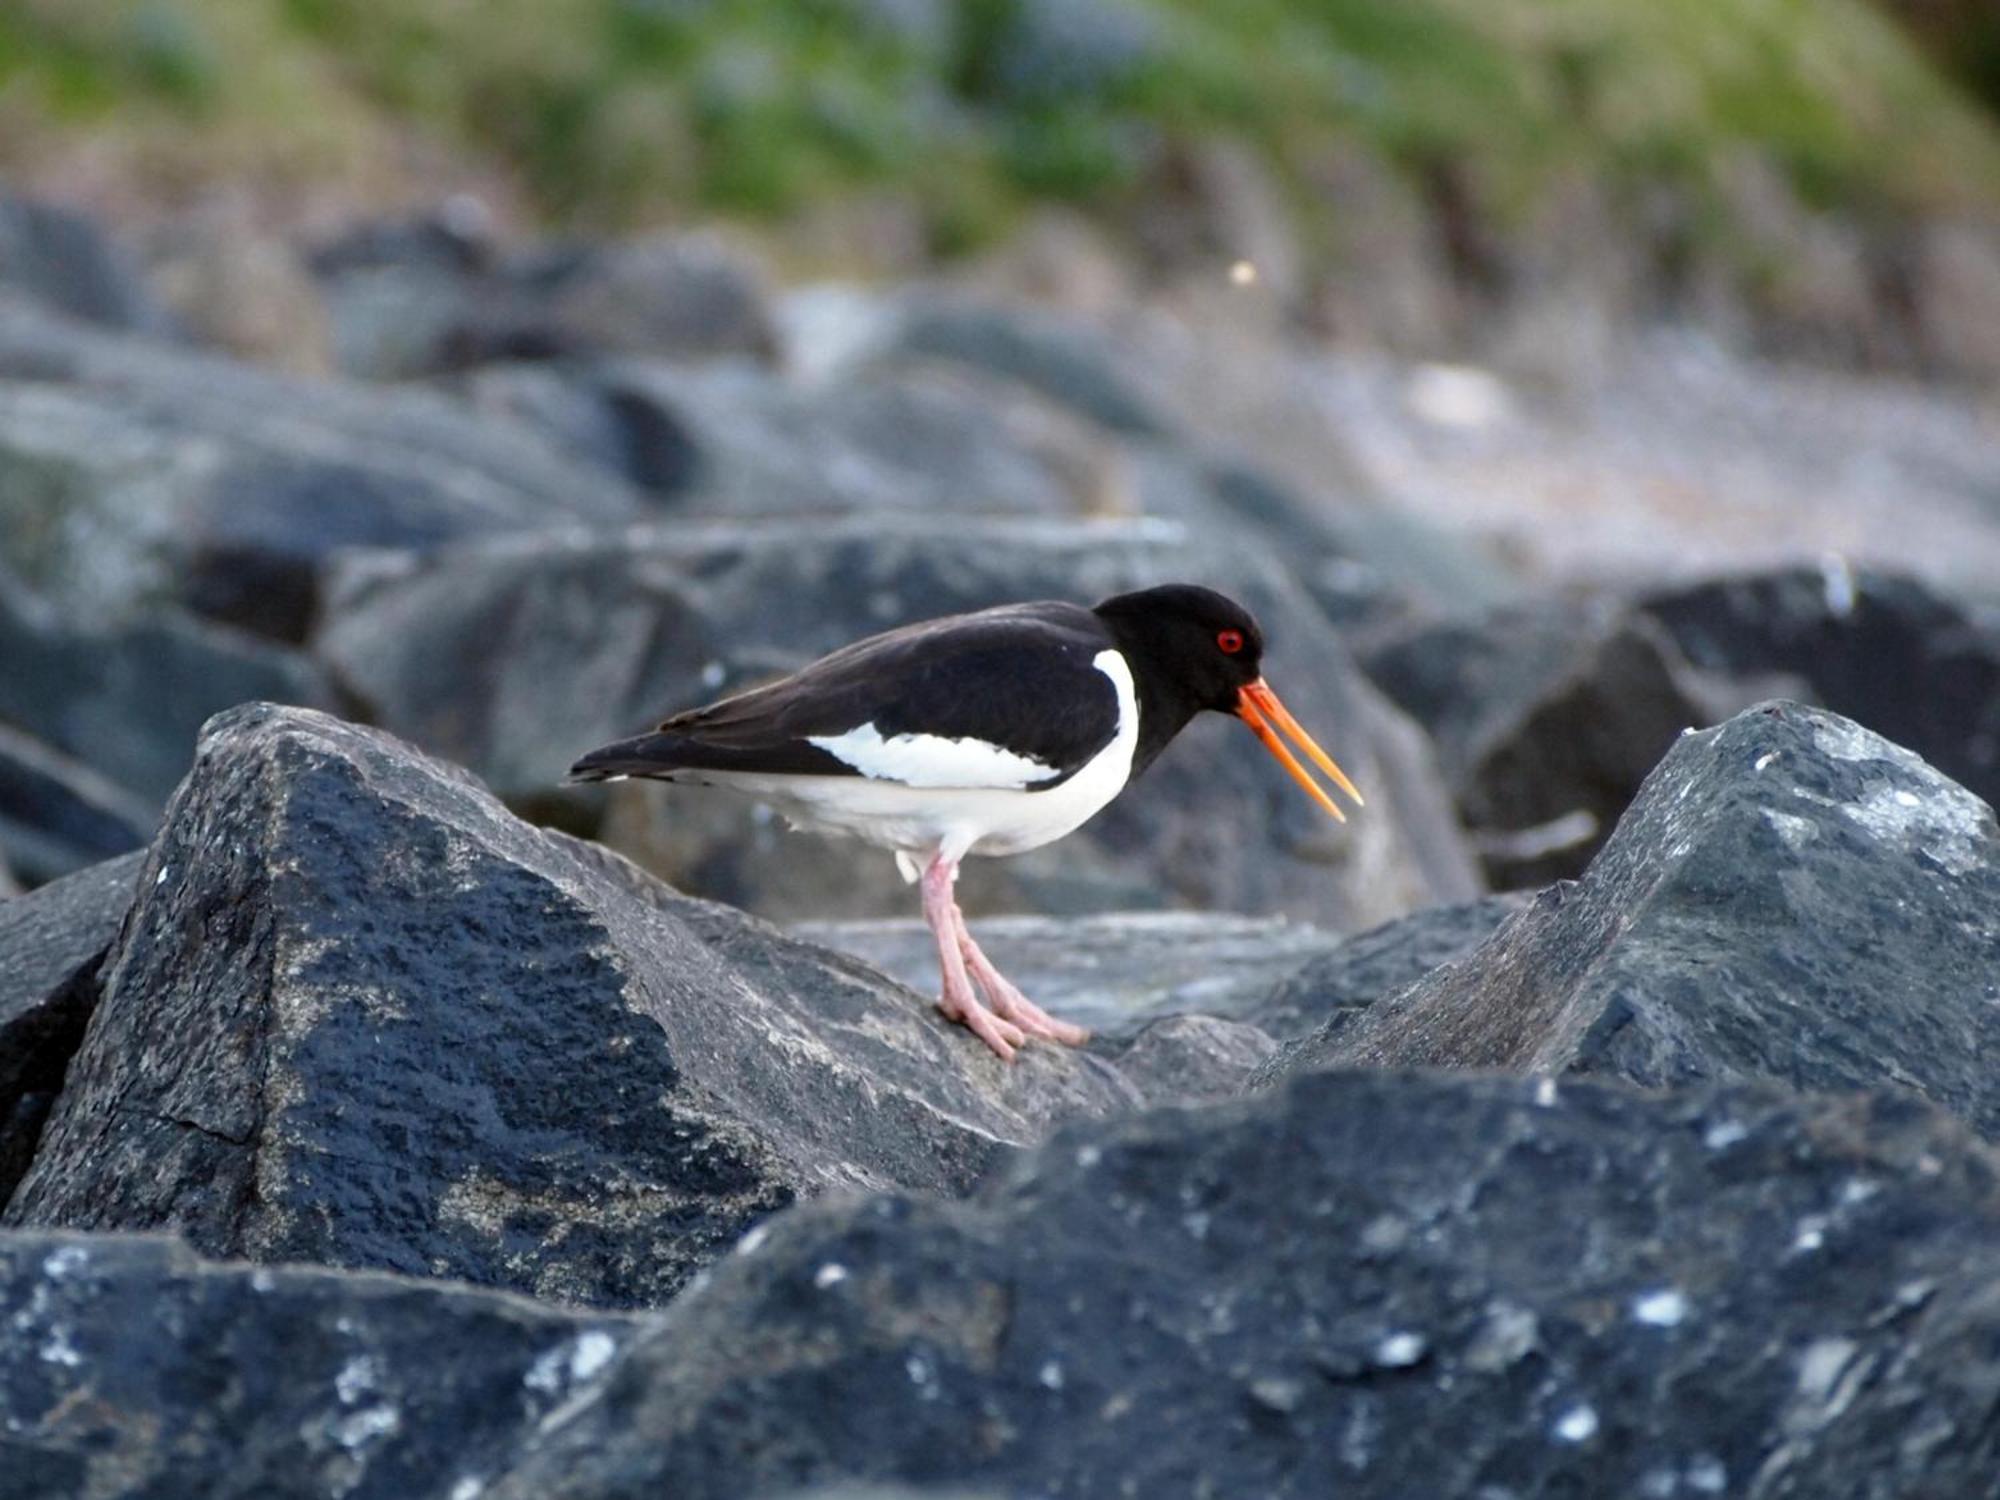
1093,583,1265,712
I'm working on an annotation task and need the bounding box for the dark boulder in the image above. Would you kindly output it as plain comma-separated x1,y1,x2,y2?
0,569,333,803
1639,565,2000,809
315,516,1480,929
3,707,1237,1307
0,1228,637,1500
0,726,155,886
0,853,141,1203
1362,600,1760,886
482,1071,2000,1500
1264,703,2000,1142
0,301,644,639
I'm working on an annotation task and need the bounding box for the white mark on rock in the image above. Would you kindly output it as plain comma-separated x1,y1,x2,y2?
1704,1119,1749,1150
449,1478,484,1500
735,1224,770,1256
1533,1076,1559,1108
1840,1177,1880,1207
570,1331,617,1382
40,1328,82,1367
1553,1402,1599,1443
1076,1144,1102,1169
155,865,171,887
1687,1454,1728,1492
1632,1288,1689,1328
336,1355,380,1405
1182,1211,1211,1241
1791,1216,1828,1254
1375,1331,1427,1367
1754,751,1779,771
813,1263,849,1290
1762,808,1817,850
41,1246,88,1279
333,1404,401,1449
701,660,728,689
1039,1359,1065,1391
1229,259,1258,287
905,1352,938,1399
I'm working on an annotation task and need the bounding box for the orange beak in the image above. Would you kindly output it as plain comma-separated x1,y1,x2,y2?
1235,679,1365,824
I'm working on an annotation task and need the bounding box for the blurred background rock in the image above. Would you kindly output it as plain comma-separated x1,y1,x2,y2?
1,0,1997,904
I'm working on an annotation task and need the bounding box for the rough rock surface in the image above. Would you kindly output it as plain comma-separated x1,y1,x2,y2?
1266,704,2000,1141
317,516,1479,929
0,1228,635,1500
3,707,1234,1307
0,194,168,334
484,1071,2000,1500
1253,894,1526,1046
0,853,141,1202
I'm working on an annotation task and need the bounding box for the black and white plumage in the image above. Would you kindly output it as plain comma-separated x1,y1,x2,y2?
570,584,1362,1060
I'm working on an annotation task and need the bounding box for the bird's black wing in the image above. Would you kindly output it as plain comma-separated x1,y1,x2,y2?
569,602,1123,789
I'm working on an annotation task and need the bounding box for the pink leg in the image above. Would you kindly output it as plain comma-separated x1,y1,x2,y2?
921,853,1023,1061
948,906,1090,1046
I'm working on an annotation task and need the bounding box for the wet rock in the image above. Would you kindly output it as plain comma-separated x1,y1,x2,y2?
484,1071,2000,1500
0,301,643,638
1266,704,2000,1142
1638,565,2000,810
0,1228,636,1500
2,707,1225,1306
0,726,155,887
315,516,1479,929
0,853,140,1202
0,193,170,334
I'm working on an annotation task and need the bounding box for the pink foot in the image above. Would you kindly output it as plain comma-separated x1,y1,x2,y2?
951,908,1090,1047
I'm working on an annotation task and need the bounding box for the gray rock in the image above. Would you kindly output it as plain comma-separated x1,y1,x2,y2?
1254,894,1527,1047
0,853,141,1203
0,569,333,803
0,1228,636,1500
484,1071,2000,1500
1264,704,2000,1142
0,725,155,887
883,294,1171,436
316,516,1479,929
1362,600,1752,886
0,193,169,334
316,227,775,380
799,911,1343,1039
0,299,643,638
527,359,1088,516
2,706,1232,1306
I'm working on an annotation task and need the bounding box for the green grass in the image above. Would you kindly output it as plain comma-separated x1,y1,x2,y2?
1,0,1995,256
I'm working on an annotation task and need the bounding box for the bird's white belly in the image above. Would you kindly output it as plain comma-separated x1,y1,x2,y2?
669,650,1140,866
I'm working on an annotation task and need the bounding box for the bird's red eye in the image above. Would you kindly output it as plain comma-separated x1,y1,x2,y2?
1217,629,1245,655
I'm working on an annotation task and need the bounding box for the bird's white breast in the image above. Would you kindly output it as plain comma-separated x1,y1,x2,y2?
670,649,1141,871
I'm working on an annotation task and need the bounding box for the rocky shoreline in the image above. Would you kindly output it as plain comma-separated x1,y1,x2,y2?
4,189,2000,1495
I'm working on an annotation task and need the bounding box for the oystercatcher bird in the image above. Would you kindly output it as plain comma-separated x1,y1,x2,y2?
569,584,1362,1060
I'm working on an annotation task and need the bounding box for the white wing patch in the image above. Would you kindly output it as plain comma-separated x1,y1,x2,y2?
806,720,1061,789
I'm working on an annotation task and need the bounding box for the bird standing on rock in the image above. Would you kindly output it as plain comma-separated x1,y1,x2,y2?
570,584,1362,1060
